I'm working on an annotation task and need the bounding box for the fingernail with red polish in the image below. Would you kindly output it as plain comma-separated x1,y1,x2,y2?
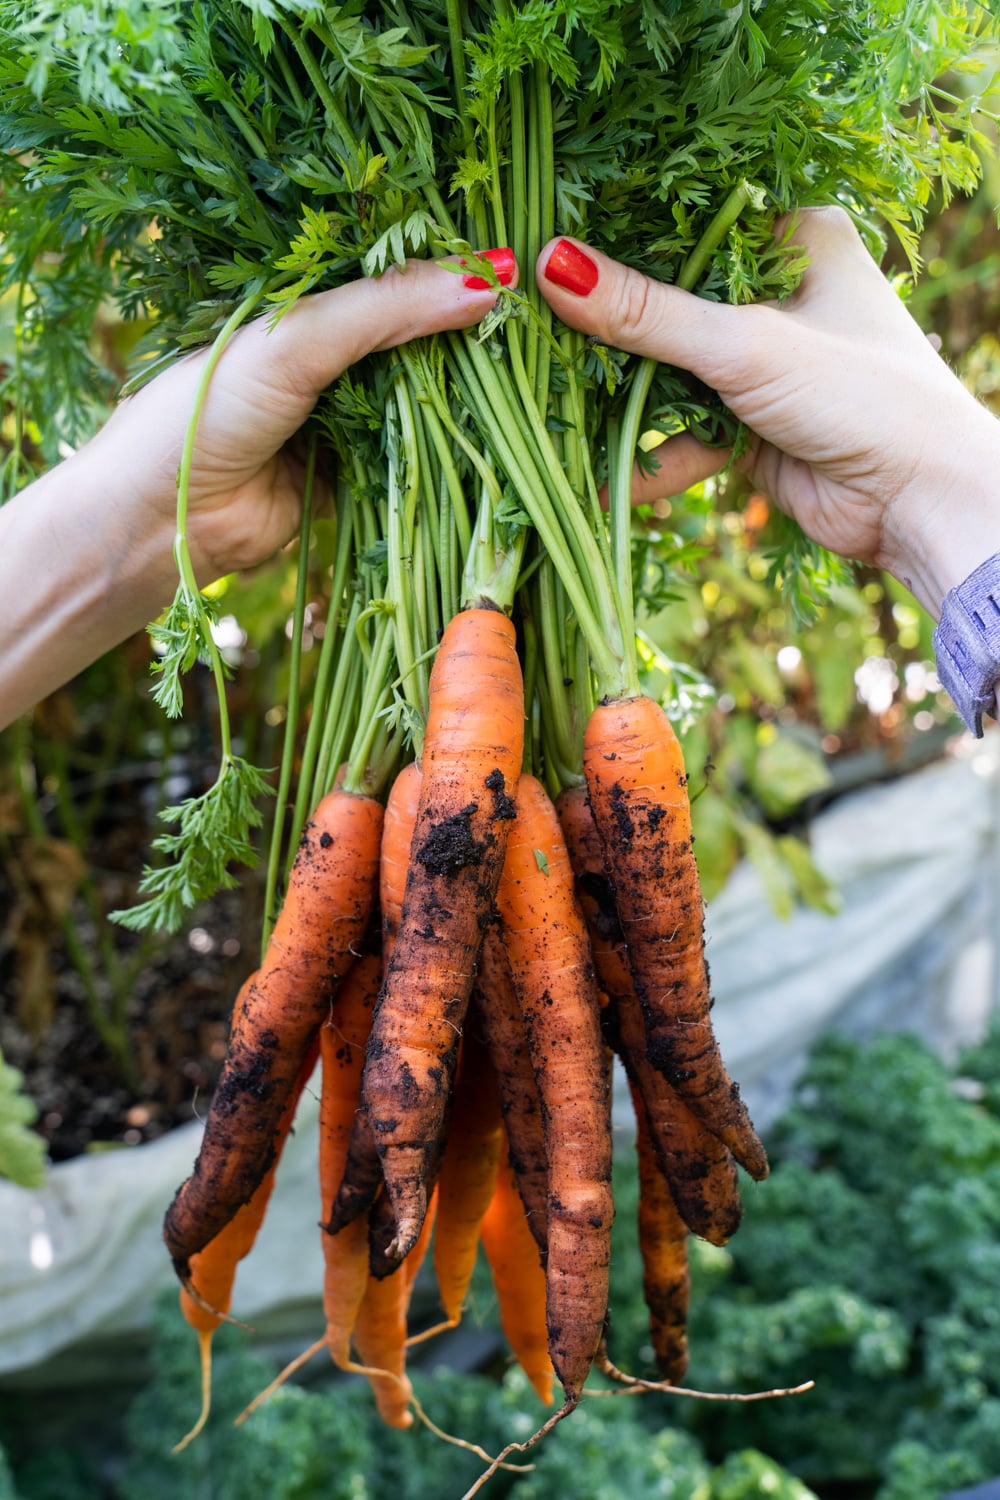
462,246,516,290
542,238,599,296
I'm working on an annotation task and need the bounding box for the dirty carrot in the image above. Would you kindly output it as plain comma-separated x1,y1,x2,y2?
474,924,549,1257
324,761,421,1237
629,1075,691,1385
174,1037,320,1451
556,782,743,1245
164,785,384,1283
582,697,768,1181
318,946,382,1368
363,608,524,1259
496,773,613,1405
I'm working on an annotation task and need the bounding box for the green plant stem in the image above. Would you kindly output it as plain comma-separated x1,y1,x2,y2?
536,559,579,779
290,486,356,843
461,490,526,613
387,376,425,719
220,97,269,162
530,61,555,411
310,595,364,818
261,440,316,955
450,334,631,696
172,287,263,757
282,22,357,152
607,180,757,685
342,612,397,794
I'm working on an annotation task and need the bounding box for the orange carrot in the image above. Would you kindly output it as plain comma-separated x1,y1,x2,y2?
164,786,384,1283
555,783,742,1246
363,609,524,1259
352,1269,414,1430
368,1130,449,1280
629,1074,690,1385
324,762,421,1236
480,1130,554,1407
318,946,382,1368
429,1016,504,1327
475,925,549,1256
402,1181,439,1299
174,1037,320,1450
349,1181,439,1429
582,697,768,1181
496,773,613,1405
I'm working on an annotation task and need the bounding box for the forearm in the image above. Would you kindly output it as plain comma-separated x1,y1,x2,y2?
0,443,177,730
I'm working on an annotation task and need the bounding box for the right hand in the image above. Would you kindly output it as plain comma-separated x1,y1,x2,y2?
536,208,1000,617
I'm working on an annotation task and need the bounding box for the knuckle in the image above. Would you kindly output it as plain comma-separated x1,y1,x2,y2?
611,264,657,346
795,203,859,246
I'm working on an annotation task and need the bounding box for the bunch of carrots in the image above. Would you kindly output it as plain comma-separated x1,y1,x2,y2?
5,3,990,1484
120,11,869,1473
164,580,774,1476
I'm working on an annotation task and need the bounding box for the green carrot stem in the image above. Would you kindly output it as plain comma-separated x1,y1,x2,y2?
220,97,269,163
261,439,315,955
270,31,306,112
453,334,632,695
312,627,363,808
536,559,578,777
461,489,526,614
438,469,459,626
677,180,756,294
402,346,496,535
531,62,555,412
291,485,356,840
388,376,426,714
607,179,757,689
520,603,539,778
172,287,264,761
282,22,357,152
342,612,397,794
509,70,530,286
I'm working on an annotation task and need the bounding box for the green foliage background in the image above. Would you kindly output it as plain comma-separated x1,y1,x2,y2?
5,1021,1000,1498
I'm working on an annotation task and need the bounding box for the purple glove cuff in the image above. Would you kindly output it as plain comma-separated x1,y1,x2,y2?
932,554,1000,737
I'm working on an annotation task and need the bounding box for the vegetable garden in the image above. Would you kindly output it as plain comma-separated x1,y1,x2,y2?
3,1,1000,1496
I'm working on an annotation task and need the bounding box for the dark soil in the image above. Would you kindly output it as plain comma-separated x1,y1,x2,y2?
0,767,260,1164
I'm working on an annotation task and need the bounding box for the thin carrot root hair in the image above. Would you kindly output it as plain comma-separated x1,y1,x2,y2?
235,1338,531,1477
172,1328,214,1453
458,1398,578,1500
404,1315,459,1349
233,1338,421,1429
590,1344,815,1403
407,1390,535,1476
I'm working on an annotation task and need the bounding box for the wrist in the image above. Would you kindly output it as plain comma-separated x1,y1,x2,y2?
0,441,177,727
878,398,1000,619
72,430,180,609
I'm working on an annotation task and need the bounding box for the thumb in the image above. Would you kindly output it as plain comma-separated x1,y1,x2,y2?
237,249,519,403
535,236,739,384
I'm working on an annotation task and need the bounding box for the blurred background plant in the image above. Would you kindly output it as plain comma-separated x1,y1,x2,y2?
3,1019,1000,1498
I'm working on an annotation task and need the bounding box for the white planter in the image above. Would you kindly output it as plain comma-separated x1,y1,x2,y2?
0,1084,325,1380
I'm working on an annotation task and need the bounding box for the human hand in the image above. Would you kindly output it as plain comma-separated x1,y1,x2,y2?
83,251,516,586
0,251,515,728
536,209,1000,618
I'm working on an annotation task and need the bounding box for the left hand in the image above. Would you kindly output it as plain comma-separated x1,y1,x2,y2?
85,256,511,584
